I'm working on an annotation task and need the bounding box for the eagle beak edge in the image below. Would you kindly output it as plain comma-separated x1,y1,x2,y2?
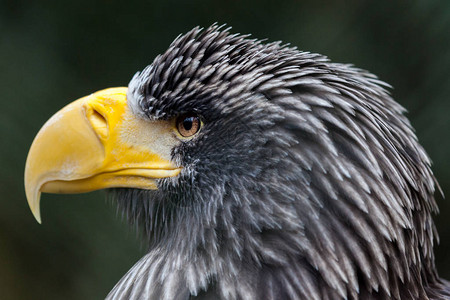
24,87,181,224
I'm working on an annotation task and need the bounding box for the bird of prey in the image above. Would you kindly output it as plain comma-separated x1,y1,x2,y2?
25,25,450,300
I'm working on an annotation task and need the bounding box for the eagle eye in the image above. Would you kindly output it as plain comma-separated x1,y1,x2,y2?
176,113,201,138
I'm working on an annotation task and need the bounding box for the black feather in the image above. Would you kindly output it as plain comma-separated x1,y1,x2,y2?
109,25,450,300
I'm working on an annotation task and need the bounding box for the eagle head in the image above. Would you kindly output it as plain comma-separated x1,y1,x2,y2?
25,25,449,299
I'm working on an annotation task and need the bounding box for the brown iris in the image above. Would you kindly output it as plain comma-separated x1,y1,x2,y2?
176,114,201,137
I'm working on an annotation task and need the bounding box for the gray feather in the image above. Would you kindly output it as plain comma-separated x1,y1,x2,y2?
109,25,450,300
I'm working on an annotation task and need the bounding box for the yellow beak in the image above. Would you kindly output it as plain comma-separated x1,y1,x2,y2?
24,87,181,223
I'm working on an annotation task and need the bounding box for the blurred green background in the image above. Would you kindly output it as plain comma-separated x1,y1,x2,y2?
1,0,449,299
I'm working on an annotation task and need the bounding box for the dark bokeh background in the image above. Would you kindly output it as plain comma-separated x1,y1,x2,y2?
1,0,449,299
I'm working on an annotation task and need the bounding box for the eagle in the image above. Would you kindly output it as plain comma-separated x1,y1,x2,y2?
24,25,450,300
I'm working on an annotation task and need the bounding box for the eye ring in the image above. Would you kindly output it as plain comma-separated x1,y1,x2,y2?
176,113,201,138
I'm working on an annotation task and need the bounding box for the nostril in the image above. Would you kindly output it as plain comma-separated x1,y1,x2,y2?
87,108,108,140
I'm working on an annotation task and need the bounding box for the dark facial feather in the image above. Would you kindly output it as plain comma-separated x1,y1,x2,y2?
110,25,449,300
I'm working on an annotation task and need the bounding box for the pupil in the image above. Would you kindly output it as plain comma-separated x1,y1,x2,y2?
183,117,193,130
